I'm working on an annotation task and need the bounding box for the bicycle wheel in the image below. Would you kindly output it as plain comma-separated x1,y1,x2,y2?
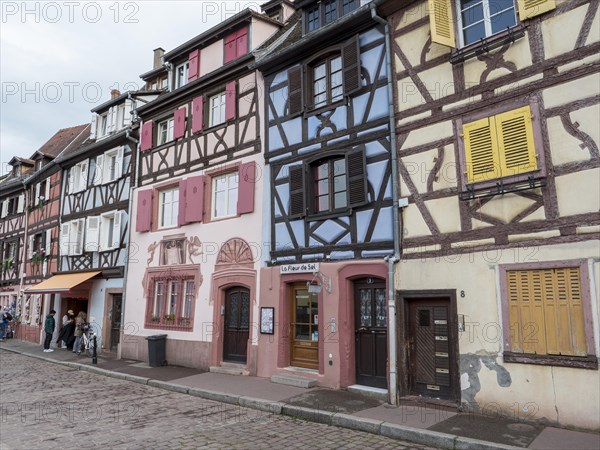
87,335,95,357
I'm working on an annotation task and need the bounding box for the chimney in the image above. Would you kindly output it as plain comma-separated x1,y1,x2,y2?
111,89,121,99
153,47,165,69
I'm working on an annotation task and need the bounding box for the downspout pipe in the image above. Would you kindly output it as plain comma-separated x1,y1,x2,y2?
118,128,139,358
371,2,401,406
18,180,29,312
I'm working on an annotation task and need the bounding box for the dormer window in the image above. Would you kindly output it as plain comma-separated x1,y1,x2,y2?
99,113,108,137
304,0,358,33
175,62,189,89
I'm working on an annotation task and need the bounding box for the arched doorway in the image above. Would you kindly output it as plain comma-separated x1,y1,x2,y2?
354,278,387,389
223,286,250,363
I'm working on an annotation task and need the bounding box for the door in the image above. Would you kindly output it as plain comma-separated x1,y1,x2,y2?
290,285,319,369
110,294,122,351
407,298,457,400
223,286,250,363
355,280,388,389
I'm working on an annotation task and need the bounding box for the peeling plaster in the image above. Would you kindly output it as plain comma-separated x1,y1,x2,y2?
460,354,512,405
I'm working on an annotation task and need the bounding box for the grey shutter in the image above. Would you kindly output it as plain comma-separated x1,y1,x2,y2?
346,147,367,207
288,164,306,218
342,36,361,95
287,66,303,116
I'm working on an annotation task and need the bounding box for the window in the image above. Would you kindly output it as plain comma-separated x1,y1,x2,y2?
151,81,158,90
99,147,124,184
501,263,596,368
99,113,108,137
311,54,343,109
146,273,195,330
158,187,179,228
212,172,238,219
457,0,517,47
175,62,189,89
161,77,168,89
68,160,89,193
462,105,538,185
289,148,367,218
5,241,17,261
157,118,174,145
304,0,358,33
313,158,347,213
209,92,227,127
99,210,121,251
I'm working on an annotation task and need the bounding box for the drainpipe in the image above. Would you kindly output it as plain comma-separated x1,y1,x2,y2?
371,3,401,406
118,127,139,358
18,180,29,315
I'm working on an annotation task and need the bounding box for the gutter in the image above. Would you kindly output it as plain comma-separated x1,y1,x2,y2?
371,2,401,407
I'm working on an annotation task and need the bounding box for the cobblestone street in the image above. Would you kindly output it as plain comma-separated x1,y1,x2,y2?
0,351,429,449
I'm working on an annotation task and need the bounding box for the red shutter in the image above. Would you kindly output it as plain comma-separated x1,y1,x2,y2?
178,179,187,226
192,96,204,133
174,107,187,139
140,121,153,152
236,26,249,57
225,81,237,121
185,175,205,223
224,31,237,63
136,190,153,232
188,49,200,81
237,162,256,215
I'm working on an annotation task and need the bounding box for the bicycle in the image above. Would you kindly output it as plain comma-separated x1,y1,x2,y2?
76,325,97,358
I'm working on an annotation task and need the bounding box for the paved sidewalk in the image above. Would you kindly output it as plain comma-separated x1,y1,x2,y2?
1,340,598,450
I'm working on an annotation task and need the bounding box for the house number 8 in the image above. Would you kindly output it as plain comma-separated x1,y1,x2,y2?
460,290,465,298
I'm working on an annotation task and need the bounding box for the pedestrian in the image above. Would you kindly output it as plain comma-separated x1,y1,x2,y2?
56,310,74,349
0,308,13,341
73,311,87,355
43,310,56,352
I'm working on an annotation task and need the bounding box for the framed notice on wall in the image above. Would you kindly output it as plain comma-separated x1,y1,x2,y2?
260,307,274,335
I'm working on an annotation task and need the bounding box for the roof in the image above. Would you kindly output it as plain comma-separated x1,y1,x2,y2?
254,10,302,57
33,124,90,158
91,90,158,113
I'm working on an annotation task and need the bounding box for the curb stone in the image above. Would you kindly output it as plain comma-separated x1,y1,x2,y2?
331,413,383,434
2,346,522,450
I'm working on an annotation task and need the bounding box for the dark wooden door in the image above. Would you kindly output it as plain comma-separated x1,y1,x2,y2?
110,294,122,351
223,287,250,363
355,280,388,389
407,298,457,400
290,285,319,369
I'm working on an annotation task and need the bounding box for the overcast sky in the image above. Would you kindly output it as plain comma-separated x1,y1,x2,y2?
1,0,263,176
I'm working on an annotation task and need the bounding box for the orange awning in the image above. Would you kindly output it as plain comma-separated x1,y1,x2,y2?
25,271,101,293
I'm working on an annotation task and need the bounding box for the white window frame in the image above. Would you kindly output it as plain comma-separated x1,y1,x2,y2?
158,187,179,228
212,172,238,219
456,0,517,48
175,62,189,89
102,147,124,184
99,210,121,252
209,92,227,128
157,118,175,146
99,112,108,137
69,160,89,193
66,218,85,256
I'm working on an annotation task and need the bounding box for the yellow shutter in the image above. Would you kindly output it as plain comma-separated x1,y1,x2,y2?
495,106,538,177
507,267,587,356
517,0,557,21
428,0,456,48
463,116,502,183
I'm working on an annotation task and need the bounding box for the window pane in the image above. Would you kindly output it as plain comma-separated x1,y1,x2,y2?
461,0,483,10
314,63,326,80
333,174,346,194
317,195,329,212
330,56,342,73
491,8,516,34
227,186,238,216
331,86,343,103
314,93,327,108
333,159,346,176
316,178,329,196
214,191,226,216
463,21,486,45
334,192,347,209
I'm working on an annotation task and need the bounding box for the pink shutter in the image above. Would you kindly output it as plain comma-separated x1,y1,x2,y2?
224,32,237,63
236,26,249,57
178,179,187,226
225,81,236,121
192,96,204,134
174,107,187,140
188,49,200,81
237,162,256,215
136,190,153,232
185,175,205,223
140,121,153,152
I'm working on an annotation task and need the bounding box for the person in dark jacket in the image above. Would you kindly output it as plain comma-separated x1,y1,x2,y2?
56,310,74,349
43,310,56,352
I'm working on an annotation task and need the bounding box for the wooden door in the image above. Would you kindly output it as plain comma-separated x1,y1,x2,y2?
407,298,457,400
355,281,388,389
290,285,319,369
223,287,250,363
110,294,122,351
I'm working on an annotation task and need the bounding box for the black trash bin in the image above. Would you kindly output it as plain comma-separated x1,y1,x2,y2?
146,334,168,367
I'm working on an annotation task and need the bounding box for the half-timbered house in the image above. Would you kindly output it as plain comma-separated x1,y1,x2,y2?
122,8,284,371
384,0,599,428
39,90,157,353
0,159,31,316
254,0,398,393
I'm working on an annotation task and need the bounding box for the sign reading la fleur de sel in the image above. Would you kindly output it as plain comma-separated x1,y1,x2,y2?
280,263,319,274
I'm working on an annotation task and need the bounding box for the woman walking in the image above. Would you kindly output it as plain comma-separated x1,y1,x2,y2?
73,311,87,355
